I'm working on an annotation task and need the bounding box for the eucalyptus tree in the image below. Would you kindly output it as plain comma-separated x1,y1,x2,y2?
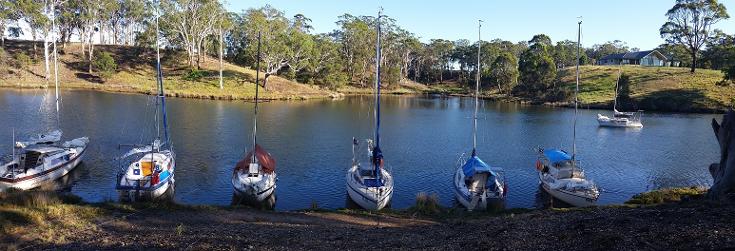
519,34,557,93
490,52,519,95
428,39,453,83
160,0,222,69
334,14,376,86
0,0,20,47
660,0,729,72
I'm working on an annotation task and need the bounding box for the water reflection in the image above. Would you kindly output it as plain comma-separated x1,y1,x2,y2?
0,89,720,211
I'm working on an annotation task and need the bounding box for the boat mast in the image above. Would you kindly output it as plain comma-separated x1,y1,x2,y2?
472,20,482,157
573,20,581,161
252,31,261,164
373,9,383,179
51,2,60,129
154,1,170,148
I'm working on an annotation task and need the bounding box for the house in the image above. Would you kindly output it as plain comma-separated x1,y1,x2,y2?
597,50,668,67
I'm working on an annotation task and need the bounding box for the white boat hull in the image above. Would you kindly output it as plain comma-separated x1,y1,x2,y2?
453,166,504,211
232,172,276,202
346,166,393,210
118,175,174,201
597,114,643,128
0,146,86,191
539,172,597,207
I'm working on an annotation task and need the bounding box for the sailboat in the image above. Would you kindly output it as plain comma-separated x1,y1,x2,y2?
231,32,277,203
452,20,506,211
345,10,394,210
116,6,175,201
597,64,643,128
0,7,89,191
535,20,599,207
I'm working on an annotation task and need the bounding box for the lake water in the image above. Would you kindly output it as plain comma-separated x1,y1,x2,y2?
0,89,720,210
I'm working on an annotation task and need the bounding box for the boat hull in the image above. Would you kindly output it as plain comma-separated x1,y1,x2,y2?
539,172,597,207
118,174,174,201
231,173,276,203
0,146,86,191
597,114,643,128
346,166,393,210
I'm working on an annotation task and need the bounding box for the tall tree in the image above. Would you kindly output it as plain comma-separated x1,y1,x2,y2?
660,0,729,73
519,34,557,93
490,52,519,95
161,0,221,69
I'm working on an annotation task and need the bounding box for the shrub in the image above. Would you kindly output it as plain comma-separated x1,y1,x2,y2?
625,187,705,205
93,51,117,80
14,52,32,71
408,192,441,215
182,69,206,81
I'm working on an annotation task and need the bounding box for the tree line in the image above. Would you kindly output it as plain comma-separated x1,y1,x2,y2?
1,0,734,93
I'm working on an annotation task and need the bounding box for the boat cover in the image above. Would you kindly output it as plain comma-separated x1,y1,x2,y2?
236,144,275,174
15,130,62,148
462,155,495,177
62,137,89,148
544,149,572,164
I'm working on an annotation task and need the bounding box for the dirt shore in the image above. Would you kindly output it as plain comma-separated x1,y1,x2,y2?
3,200,734,251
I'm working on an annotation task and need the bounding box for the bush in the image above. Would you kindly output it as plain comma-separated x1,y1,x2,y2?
14,52,32,71
625,187,705,205
408,192,441,215
182,69,207,81
93,51,117,80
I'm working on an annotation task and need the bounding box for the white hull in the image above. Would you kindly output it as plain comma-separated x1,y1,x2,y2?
597,114,642,128
118,175,173,201
232,172,276,202
539,172,597,207
346,166,393,210
0,145,86,191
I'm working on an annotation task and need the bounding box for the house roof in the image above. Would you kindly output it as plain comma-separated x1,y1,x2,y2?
599,50,667,61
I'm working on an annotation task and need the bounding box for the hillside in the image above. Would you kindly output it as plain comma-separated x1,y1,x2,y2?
559,65,735,113
0,40,337,100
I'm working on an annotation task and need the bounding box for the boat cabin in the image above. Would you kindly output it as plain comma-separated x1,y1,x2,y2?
354,163,384,187
540,149,583,179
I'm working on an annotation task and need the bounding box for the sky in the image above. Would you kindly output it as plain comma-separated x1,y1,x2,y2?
228,0,735,50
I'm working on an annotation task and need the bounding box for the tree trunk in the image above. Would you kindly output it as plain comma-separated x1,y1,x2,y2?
88,40,94,74
690,51,697,73
219,27,224,89
708,110,735,202
263,74,270,90
44,38,50,80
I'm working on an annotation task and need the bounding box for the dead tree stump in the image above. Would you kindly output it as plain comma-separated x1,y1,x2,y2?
707,110,735,202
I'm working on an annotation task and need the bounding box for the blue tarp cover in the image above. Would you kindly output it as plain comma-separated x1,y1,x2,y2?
462,155,494,177
544,149,572,163
363,178,384,187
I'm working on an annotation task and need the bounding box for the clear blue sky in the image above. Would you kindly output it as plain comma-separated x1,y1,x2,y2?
228,0,735,50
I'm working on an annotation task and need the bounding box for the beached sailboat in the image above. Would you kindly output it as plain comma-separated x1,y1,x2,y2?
536,21,599,207
346,10,394,210
453,20,506,211
116,7,175,201
597,64,643,128
231,32,277,203
0,8,89,192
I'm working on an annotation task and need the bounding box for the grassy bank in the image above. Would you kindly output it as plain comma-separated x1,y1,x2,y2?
3,187,734,250
1,40,340,100
558,65,735,113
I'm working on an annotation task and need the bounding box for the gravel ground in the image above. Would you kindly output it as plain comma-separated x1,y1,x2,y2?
5,202,735,251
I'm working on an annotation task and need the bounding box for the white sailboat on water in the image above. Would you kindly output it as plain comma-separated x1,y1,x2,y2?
452,20,506,211
231,32,277,203
536,20,599,207
346,9,394,210
116,6,175,201
597,64,643,128
0,6,89,191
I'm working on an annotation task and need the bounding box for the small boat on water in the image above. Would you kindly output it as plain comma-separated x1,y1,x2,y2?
0,9,89,192
1,137,88,191
536,20,599,207
453,20,506,211
116,9,175,201
597,64,643,128
346,10,394,210
231,31,277,203
535,148,599,207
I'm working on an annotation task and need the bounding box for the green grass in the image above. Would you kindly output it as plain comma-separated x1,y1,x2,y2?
559,65,734,112
625,187,706,205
